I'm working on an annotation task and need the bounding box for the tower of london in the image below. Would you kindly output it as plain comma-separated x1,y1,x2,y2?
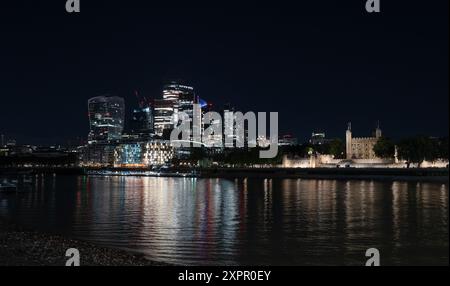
345,122,382,159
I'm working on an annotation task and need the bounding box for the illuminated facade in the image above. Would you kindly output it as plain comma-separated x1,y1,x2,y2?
114,143,143,167
310,132,327,145
346,122,382,159
88,96,125,142
223,105,236,148
257,135,270,148
154,99,175,137
144,140,174,166
279,134,298,146
154,83,195,137
80,143,117,167
203,118,223,147
114,140,173,168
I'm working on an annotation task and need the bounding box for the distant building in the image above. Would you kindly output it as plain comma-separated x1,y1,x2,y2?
130,107,154,139
154,83,195,137
81,142,118,167
309,132,328,145
88,96,125,143
345,122,382,159
81,139,173,168
279,134,298,146
257,135,270,148
203,120,223,147
6,139,16,147
154,99,175,137
222,103,236,148
201,103,223,147
114,140,173,168
129,91,154,139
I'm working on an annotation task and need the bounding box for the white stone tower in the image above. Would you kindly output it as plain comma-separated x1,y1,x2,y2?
346,122,352,159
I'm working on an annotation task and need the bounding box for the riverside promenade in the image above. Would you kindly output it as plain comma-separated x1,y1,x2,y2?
1,167,448,182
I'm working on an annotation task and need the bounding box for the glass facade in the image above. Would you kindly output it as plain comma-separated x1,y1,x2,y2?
113,140,174,168
130,107,154,138
154,83,195,137
88,96,125,142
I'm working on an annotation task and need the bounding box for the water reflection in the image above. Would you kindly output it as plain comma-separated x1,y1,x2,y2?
0,175,448,265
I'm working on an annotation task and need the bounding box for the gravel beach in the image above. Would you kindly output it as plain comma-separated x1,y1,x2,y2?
0,219,168,266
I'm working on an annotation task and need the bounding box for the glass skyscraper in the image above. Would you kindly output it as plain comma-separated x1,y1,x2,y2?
154,83,195,137
130,106,154,138
88,96,125,142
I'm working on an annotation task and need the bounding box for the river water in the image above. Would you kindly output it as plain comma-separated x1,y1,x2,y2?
0,175,448,265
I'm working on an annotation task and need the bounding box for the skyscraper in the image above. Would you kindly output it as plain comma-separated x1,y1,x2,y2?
88,96,125,143
222,103,236,148
130,107,154,138
154,98,176,137
130,92,154,139
154,82,195,137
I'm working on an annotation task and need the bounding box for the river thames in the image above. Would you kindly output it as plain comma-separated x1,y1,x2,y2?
0,175,448,265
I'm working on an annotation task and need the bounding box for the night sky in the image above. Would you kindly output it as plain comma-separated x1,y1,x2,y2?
0,0,448,145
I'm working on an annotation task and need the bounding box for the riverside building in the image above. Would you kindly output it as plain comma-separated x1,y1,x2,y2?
345,122,382,159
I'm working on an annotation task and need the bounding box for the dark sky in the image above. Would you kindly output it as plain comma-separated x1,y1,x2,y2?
0,0,448,145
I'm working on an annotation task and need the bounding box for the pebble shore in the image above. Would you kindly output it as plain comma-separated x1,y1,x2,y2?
0,220,169,266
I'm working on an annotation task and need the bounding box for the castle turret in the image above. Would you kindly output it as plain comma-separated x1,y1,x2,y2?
375,121,382,138
394,145,399,164
346,122,352,159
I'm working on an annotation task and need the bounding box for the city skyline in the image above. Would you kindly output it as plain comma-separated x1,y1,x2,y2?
0,0,448,269
1,1,448,145
0,79,448,146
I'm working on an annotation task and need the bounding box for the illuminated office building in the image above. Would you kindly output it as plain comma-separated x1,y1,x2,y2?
154,99,176,137
154,83,195,137
114,140,173,168
80,142,117,167
222,104,237,148
309,132,328,145
88,96,125,142
279,134,298,146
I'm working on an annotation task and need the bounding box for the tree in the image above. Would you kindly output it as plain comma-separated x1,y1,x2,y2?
189,147,206,163
437,137,449,160
373,136,395,159
397,136,435,168
327,139,345,159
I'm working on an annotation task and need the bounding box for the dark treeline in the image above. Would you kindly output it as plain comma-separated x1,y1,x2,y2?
0,137,447,169
183,136,448,168
280,139,346,159
374,136,448,167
